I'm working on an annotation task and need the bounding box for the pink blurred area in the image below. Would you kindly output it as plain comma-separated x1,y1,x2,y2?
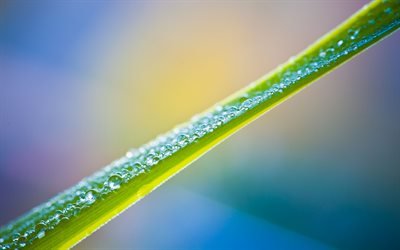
1,1,400,249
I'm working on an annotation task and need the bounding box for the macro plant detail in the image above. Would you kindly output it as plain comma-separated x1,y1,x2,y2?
0,0,399,249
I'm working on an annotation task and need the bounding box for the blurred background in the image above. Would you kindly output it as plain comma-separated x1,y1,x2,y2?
1,0,399,249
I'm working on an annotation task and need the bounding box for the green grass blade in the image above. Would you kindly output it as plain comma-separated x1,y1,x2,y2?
1,0,399,249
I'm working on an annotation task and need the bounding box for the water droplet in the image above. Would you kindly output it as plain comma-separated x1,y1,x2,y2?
120,168,132,179
37,230,45,239
348,29,359,40
160,145,173,157
240,99,254,111
201,123,213,133
24,229,35,242
66,204,74,210
17,235,27,247
319,51,326,57
58,217,70,224
176,134,189,147
384,7,392,14
337,40,344,46
131,166,143,175
108,175,122,190
125,150,135,158
53,210,64,220
212,118,223,129
190,132,200,141
35,222,46,239
84,190,98,204
124,164,133,172
133,162,144,170
145,154,159,167
12,233,20,242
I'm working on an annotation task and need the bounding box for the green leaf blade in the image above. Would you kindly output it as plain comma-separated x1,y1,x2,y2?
1,0,399,249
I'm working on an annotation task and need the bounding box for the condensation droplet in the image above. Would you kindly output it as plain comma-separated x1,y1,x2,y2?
145,154,160,167
37,230,45,239
133,162,145,174
125,151,134,158
84,190,98,204
18,236,27,248
348,29,360,40
12,233,20,242
337,40,344,46
176,134,189,147
240,99,254,111
384,7,392,14
35,223,46,239
108,175,122,190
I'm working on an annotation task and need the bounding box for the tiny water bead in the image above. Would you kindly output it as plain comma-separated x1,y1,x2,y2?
176,134,189,147
348,29,360,40
133,162,145,171
384,7,392,14
84,190,98,204
108,175,123,190
123,164,133,172
160,144,173,157
34,223,46,239
11,234,20,243
125,150,134,158
37,230,45,239
145,154,159,167
17,235,27,247
53,210,65,220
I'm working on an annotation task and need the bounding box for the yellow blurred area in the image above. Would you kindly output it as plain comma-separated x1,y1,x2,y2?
83,2,362,151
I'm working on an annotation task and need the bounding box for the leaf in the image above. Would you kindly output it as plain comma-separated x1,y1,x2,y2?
1,0,399,249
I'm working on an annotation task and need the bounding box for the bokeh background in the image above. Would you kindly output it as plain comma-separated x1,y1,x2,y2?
1,1,399,249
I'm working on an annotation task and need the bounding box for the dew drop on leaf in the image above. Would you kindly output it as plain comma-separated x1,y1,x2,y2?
384,7,392,14
108,175,123,190
84,190,98,204
35,223,47,239
145,154,160,167
348,29,360,40
176,134,189,147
